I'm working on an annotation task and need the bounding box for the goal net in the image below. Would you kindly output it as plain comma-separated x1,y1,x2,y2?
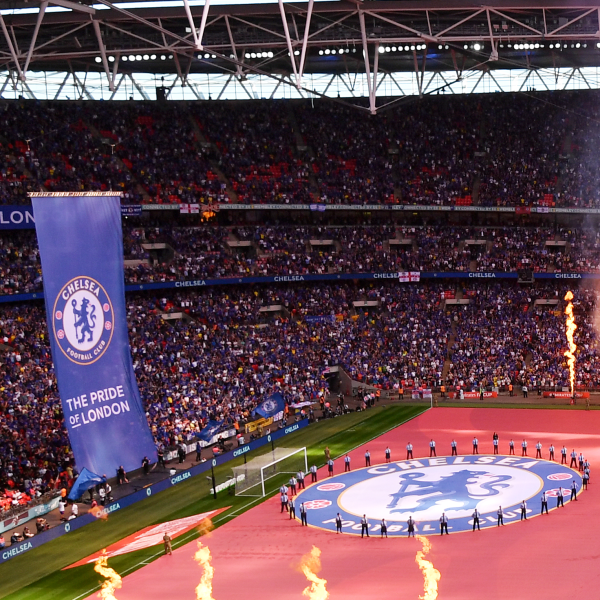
232,447,308,497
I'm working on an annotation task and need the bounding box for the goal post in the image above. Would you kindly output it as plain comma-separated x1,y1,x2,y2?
232,447,308,497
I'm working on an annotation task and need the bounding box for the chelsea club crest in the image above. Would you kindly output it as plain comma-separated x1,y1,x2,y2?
53,276,114,365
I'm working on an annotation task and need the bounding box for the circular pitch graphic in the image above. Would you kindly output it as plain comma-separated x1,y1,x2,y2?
295,455,582,536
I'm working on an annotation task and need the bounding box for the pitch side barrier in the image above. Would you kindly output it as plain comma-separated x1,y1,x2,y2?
0,271,593,304
0,419,308,564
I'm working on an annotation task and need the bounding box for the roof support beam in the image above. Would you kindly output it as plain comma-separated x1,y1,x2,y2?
49,0,95,14
296,0,314,88
23,1,47,76
0,14,24,82
358,10,375,114
197,0,211,50
278,0,299,83
92,20,115,92
224,15,243,76
129,73,149,100
183,0,200,49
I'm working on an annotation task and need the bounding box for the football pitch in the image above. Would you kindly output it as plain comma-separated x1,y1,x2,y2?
0,404,427,600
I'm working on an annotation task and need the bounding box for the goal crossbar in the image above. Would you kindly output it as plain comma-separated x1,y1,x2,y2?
232,447,308,497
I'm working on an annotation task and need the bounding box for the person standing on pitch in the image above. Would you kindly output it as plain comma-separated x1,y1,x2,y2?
472,509,481,531
549,444,555,461
472,436,479,454
280,483,289,496
407,516,416,537
297,470,305,490
406,443,413,460
509,439,515,455
310,464,318,483
289,497,296,520
520,500,527,520
335,513,343,533
497,506,504,526
534,441,542,458
361,514,370,538
570,449,578,468
429,439,437,457
583,470,589,489
385,447,391,463
578,453,584,471
327,458,334,477
300,503,308,526
561,446,567,464
381,518,388,538
365,450,371,467
163,532,173,555
557,487,565,508
280,492,289,513
541,491,549,514
522,439,528,457
344,454,351,472
440,513,449,535
571,481,578,501
289,475,297,496
493,437,499,455
451,439,457,456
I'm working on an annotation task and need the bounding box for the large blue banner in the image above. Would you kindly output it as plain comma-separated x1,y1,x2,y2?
31,192,157,477
0,206,35,229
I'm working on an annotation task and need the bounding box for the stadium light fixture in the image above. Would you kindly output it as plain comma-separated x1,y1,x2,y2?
135,54,142,60
109,56,115,62
151,54,156,60
128,54,135,61
143,54,149,60
122,56,128,61
325,49,330,54
95,56,102,63
318,50,323,55
378,46,385,53
474,43,481,51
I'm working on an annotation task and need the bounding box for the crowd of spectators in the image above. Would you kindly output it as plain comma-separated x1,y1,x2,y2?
1,279,600,516
5,224,600,296
4,91,600,207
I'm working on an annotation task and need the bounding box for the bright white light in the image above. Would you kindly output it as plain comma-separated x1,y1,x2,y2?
143,54,149,60
438,44,443,49
151,54,156,60
128,55,136,61
245,53,251,59
410,45,415,50
168,54,173,59
95,57,102,63
161,55,166,60
464,44,468,49
204,53,210,58
109,56,115,62
385,46,391,52
325,49,330,54
576,43,581,48
474,43,481,51
293,50,299,56
404,46,409,51
549,44,554,49
318,50,323,55
135,55,142,61
534,43,540,49
378,46,385,54
331,49,337,54
250,52,256,58
122,56,128,61
267,51,274,58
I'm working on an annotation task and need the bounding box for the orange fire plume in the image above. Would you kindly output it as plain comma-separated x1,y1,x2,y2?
564,291,578,397
194,541,216,600
299,546,329,600
94,551,122,600
89,506,108,520
415,536,441,600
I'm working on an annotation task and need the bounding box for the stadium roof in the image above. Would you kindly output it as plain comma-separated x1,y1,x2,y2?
3,0,600,107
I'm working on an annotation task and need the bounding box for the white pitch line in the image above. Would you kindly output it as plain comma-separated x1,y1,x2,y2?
71,406,425,600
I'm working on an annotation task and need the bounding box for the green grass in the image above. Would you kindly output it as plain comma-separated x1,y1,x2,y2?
0,404,426,600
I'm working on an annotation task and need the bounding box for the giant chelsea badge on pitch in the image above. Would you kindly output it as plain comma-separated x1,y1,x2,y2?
295,455,582,535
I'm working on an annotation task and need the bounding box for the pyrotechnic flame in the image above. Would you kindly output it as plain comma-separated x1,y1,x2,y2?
94,551,122,600
197,517,214,538
415,536,441,600
89,506,108,520
564,291,578,397
194,541,216,600
299,546,329,600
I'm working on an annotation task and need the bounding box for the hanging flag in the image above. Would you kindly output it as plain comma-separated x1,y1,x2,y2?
253,392,286,419
196,420,224,442
31,192,157,477
68,468,106,501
